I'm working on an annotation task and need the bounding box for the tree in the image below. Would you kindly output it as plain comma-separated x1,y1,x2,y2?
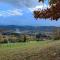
23,35,27,42
33,0,60,20
53,27,60,40
36,34,40,41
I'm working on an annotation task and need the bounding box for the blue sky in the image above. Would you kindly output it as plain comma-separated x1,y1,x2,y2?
0,0,60,26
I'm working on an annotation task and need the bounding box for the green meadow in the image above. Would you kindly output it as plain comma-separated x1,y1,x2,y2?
0,40,60,60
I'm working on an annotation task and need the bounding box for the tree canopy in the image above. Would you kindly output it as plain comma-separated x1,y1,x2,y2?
33,0,60,20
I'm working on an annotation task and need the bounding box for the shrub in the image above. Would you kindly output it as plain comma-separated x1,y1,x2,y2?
23,35,27,42
0,39,8,43
54,37,60,40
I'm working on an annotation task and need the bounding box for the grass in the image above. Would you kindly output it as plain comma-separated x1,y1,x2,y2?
0,40,60,60
0,40,51,49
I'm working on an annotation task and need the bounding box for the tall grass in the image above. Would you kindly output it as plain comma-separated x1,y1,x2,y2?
0,40,60,60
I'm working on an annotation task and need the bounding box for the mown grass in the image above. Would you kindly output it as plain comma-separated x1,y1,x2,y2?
0,40,60,60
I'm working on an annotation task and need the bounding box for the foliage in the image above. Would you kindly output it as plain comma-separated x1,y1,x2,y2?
53,28,60,40
0,35,24,43
23,35,27,42
34,0,60,20
39,0,58,5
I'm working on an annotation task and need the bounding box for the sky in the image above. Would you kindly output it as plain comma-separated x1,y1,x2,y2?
0,0,60,26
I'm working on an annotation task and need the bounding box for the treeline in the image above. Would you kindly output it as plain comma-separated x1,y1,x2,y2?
0,34,27,43
0,28,60,43
0,33,37,43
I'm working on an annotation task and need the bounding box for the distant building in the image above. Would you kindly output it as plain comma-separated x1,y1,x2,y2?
36,33,50,40
13,29,21,34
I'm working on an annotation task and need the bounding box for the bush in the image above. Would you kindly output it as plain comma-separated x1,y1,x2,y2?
0,39,8,43
54,37,60,40
23,35,27,42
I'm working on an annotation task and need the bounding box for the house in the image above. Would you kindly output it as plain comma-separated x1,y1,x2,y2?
36,33,50,40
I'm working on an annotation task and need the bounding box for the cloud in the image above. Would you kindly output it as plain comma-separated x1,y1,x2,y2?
0,0,49,17
29,3,50,12
0,0,39,8
0,9,23,17
0,0,49,13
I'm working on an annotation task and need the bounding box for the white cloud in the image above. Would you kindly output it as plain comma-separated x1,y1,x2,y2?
0,9,23,17
29,3,50,12
0,0,38,8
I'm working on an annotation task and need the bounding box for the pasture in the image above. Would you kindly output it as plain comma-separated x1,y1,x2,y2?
0,40,60,60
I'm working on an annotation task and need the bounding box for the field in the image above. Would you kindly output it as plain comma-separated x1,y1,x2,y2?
0,40,60,60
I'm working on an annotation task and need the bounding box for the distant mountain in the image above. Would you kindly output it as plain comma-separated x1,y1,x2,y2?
0,25,59,32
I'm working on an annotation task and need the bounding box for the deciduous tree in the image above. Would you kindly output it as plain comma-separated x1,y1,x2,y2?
34,0,60,20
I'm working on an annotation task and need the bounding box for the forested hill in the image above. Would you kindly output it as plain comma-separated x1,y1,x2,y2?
0,25,59,32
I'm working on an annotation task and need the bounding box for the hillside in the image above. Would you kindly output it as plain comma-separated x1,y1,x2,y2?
0,25,58,32
0,40,60,60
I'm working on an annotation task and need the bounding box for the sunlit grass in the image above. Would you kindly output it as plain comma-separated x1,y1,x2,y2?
0,40,60,60
0,40,52,49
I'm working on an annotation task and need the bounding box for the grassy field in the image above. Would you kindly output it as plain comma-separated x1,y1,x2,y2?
0,40,60,60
